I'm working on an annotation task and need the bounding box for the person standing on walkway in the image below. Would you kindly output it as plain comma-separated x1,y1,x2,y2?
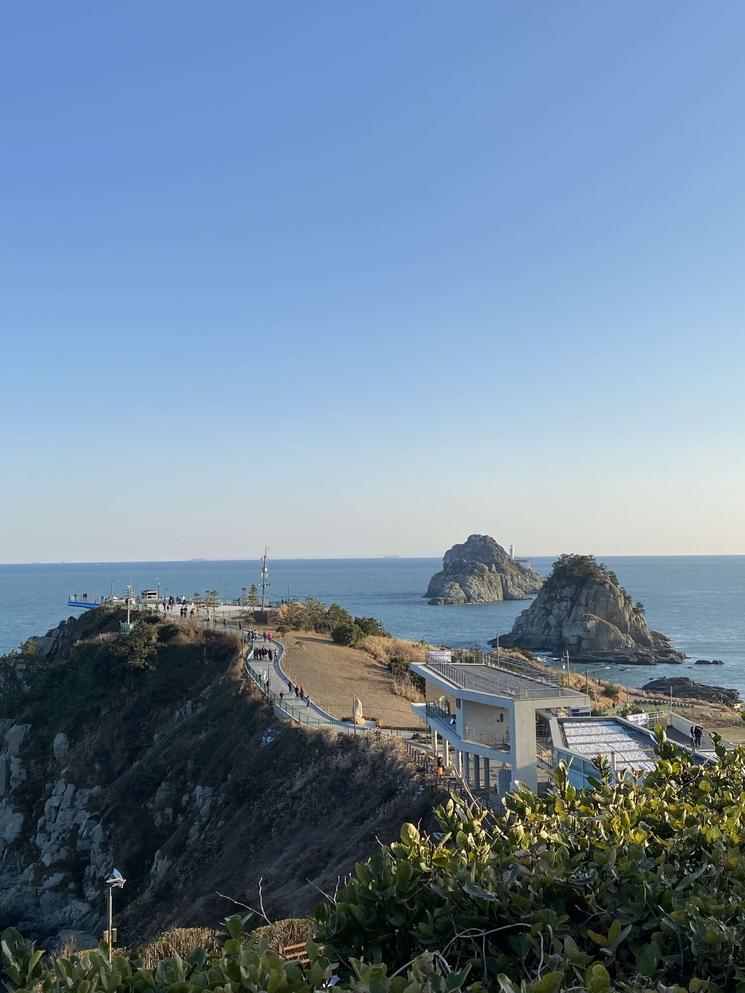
279,691,284,704
306,695,311,708
288,680,294,695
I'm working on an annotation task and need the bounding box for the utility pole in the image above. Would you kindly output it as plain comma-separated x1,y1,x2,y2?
260,546,269,611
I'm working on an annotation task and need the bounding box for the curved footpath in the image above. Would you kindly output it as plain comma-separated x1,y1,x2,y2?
239,628,412,737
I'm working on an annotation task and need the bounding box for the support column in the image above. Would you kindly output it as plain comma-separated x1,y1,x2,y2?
510,702,538,791
473,755,481,790
443,739,450,769
483,757,491,793
433,729,439,759
457,751,463,776
464,752,471,784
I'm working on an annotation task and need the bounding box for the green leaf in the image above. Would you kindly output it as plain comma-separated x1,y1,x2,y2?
585,962,611,993
531,970,565,993
497,976,522,993
635,942,659,977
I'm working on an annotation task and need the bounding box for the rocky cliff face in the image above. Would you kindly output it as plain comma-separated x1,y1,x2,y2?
499,554,684,664
0,609,435,947
425,535,543,605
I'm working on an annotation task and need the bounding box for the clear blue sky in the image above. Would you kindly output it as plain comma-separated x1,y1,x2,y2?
2,2,744,561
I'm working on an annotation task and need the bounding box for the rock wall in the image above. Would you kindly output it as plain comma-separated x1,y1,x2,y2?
0,609,436,947
425,535,543,605
499,554,684,664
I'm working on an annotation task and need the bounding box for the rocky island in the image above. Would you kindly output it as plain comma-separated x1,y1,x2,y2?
497,553,685,665
425,534,543,605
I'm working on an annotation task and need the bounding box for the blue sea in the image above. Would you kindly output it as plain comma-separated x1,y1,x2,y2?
1,556,744,694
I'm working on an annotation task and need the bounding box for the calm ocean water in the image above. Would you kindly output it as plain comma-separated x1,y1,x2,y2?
1,556,744,694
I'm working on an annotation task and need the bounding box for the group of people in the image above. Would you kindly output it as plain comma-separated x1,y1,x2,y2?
158,598,195,619
282,679,311,709
247,629,273,643
249,631,313,712
690,723,704,748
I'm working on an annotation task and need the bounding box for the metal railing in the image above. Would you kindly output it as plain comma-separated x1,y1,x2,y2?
427,660,580,700
426,701,452,720
244,657,415,738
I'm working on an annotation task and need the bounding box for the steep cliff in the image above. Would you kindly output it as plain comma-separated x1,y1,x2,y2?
498,554,684,664
425,535,543,605
0,609,436,947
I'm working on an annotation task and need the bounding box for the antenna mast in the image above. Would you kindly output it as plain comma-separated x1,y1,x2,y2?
260,546,269,611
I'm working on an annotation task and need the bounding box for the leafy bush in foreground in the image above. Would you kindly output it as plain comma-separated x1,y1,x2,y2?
0,922,475,993
319,731,745,992
6,731,745,992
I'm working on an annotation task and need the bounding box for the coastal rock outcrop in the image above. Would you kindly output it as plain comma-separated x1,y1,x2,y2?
425,534,543,605
642,676,739,706
498,554,684,665
0,608,436,947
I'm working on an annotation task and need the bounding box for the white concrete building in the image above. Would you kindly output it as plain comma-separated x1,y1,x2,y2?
411,655,589,798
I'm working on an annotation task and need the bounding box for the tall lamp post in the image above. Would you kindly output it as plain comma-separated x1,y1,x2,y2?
615,666,631,706
104,869,126,963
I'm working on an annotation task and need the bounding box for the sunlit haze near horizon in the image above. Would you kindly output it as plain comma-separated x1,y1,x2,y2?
2,2,744,562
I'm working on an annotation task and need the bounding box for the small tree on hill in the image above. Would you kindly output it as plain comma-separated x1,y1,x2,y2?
332,623,363,647
354,616,389,637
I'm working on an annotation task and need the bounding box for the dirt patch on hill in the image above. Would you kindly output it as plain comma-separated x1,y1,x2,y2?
281,632,425,730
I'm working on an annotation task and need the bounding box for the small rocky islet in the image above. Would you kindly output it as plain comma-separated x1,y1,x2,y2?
498,553,685,666
424,534,543,605
641,675,739,706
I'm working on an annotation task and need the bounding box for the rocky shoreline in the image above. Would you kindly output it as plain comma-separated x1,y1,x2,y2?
642,676,740,707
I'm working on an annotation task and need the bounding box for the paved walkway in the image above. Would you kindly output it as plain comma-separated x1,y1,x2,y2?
237,628,410,737
245,636,358,729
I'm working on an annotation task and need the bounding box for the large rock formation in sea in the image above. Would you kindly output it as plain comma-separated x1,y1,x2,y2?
498,554,684,665
425,534,543,605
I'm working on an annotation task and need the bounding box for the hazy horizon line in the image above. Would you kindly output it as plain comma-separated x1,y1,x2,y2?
3,552,745,567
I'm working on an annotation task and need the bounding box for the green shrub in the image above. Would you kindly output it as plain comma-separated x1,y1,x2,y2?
0,920,477,993
331,623,363,646
355,616,390,637
318,731,745,991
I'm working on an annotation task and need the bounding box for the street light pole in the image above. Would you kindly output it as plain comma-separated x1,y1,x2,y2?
584,664,611,695
104,869,125,964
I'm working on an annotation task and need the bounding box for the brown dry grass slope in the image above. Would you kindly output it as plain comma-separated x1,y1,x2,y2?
281,631,425,729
